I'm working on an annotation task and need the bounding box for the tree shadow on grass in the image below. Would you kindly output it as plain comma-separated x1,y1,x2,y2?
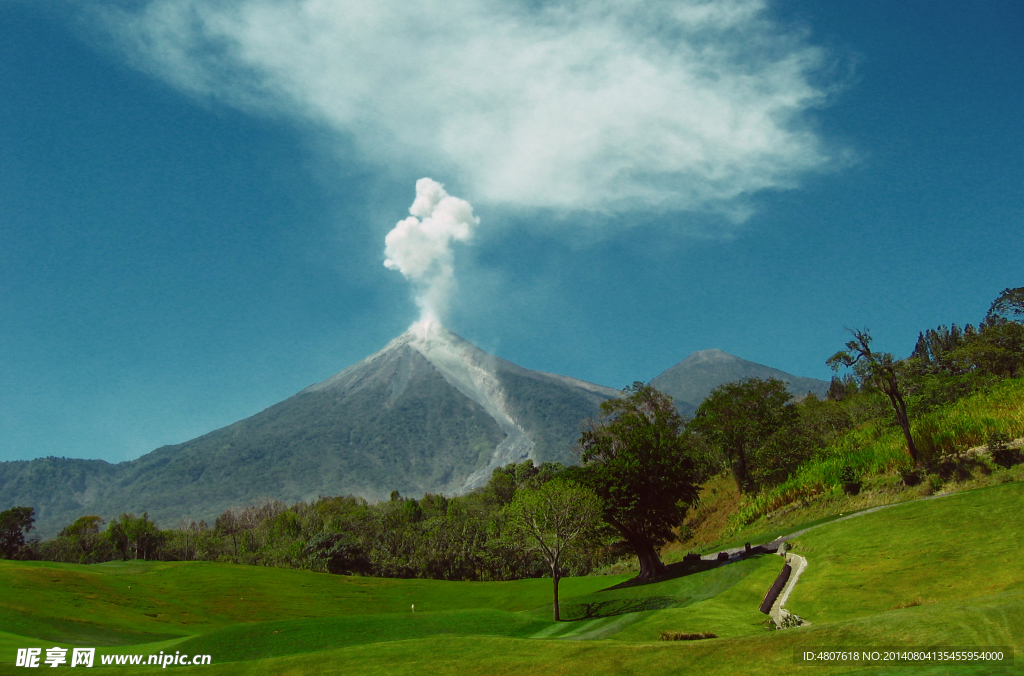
558,553,776,620
559,595,681,621
600,558,721,592
599,550,778,593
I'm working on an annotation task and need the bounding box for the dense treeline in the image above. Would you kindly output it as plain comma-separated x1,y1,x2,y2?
9,461,619,581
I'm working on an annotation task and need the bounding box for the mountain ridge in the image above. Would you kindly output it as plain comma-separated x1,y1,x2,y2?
0,332,829,537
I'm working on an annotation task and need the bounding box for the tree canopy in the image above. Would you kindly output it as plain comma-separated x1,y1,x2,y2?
986,286,1024,324
691,377,797,493
107,513,162,561
575,382,700,581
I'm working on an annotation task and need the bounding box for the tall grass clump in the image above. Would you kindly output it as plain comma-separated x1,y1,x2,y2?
734,378,1024,526
912,378,1024,458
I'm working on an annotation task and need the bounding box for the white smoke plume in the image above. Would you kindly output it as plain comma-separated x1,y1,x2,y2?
384,179,479,327
90,0,837,217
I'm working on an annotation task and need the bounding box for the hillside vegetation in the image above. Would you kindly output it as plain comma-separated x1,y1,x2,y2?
731,377,1024,532
653,288,1024,558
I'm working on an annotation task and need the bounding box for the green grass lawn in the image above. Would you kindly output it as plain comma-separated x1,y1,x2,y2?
788,482,1024,624
2,482,1022,675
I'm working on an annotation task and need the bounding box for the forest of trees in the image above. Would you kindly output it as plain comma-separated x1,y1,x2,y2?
3,287,1023,583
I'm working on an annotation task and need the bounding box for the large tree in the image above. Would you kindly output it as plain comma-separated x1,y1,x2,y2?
828,328,920,464
505,479,603,621
975,286,1024,378
575,383,700,581
0,506,35,559
691,377,797,493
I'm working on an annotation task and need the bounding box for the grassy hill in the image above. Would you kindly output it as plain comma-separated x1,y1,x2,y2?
2,480,1021,675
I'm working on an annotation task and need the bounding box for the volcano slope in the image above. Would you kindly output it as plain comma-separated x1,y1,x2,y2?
1,481,1021,675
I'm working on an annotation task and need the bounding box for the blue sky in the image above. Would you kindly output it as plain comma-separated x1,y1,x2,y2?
1,0,1022,463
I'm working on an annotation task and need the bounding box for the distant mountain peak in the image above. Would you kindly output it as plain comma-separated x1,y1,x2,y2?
680,348,734,363
650,348,830,414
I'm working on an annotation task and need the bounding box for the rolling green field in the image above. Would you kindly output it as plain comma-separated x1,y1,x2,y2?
2,482,1022,675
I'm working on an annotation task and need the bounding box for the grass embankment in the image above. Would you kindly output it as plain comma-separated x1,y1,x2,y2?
2,481,1023,675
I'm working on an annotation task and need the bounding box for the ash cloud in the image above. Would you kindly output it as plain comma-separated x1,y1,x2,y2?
384,178,479,327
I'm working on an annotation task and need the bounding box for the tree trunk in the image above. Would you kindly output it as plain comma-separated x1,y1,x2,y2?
552,571,561,622
886,389,919,464
606,516,668,582
731,445,752,494
634,540,666,581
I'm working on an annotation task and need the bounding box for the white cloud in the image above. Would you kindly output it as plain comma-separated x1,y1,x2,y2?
93,0,835,215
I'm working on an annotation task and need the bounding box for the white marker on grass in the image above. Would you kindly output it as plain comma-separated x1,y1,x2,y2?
411,604,415,612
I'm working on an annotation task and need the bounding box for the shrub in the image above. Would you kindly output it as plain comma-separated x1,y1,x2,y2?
305,532,371,575
988,431,1011,452
931,453,985,481
762,614,804,631
839,465,861,495
988,431,1024,469
991,447,1024,469
900,467,923,486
